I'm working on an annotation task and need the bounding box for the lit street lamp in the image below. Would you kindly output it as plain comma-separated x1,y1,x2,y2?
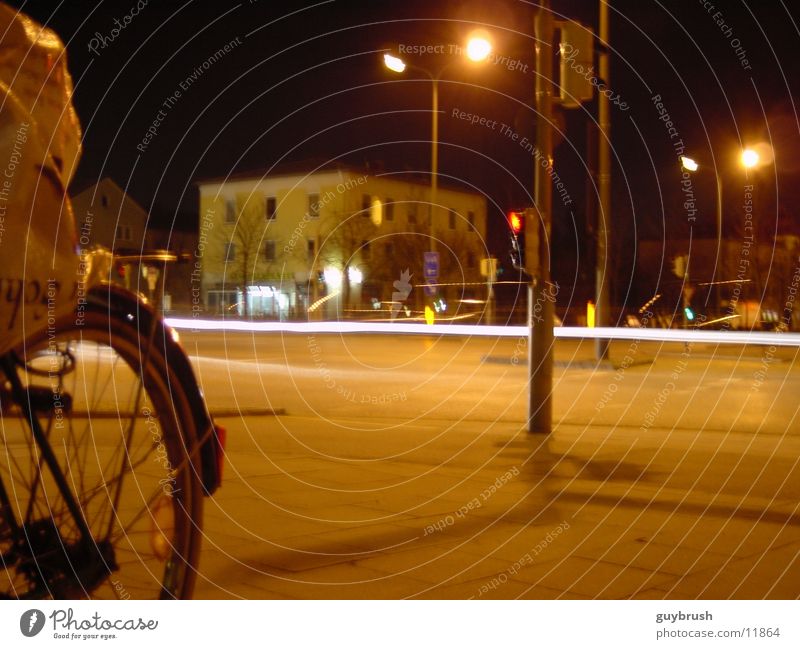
680,146,772,316
383,34,492,254
681,155,722,315
741,148,760,169
382,53,405,74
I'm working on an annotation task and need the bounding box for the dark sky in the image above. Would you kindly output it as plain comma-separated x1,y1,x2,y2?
8,0,800,304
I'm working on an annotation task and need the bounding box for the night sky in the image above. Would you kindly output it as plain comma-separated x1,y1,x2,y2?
8,0,799,309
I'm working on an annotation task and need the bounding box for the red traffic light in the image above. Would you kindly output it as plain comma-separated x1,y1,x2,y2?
508,211,523,235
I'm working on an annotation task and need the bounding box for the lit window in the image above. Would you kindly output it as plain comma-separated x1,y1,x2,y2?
370,198,383,225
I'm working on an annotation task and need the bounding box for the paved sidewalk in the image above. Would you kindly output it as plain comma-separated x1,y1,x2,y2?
192,412,800,599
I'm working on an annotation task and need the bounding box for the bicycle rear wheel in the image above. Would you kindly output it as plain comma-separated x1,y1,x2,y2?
0,303,203,598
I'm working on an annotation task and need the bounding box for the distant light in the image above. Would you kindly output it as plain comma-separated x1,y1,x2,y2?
370,197,382,225
424,305,435,325
508,211,523,235
323,266,342,288
680,156,699,172
383,53,406,73
684,306,695,322
587,301,596,328
466,35,492,62
307,291,339,313
348,266,363,285
741,148,760,168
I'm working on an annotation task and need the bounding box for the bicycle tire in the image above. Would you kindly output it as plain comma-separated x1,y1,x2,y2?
0,302,203,599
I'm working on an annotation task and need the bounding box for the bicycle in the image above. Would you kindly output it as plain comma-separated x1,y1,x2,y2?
0,5,223,599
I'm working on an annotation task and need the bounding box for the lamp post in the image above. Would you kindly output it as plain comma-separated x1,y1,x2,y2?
681,155,722,315
383,34,491,253
680,147,765,317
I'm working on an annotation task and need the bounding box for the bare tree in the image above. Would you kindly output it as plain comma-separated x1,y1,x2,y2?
215,193,287,317
317,210,377,312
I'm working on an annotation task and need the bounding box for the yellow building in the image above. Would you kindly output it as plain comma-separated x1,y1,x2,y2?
196,163,487,319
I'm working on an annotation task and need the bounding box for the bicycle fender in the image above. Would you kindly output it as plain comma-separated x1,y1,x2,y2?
88,284,223,496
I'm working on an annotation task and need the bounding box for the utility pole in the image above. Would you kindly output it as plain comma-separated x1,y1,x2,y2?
528,0,554,434
595,0,612,360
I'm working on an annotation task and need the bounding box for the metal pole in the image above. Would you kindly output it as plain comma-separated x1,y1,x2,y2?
430,77,438,254
715,168,722,317
595,0,611,360
528,0,554,434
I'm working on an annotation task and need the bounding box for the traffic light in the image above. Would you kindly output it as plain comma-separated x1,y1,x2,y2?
684,306,695,322
558,20,594,108
507,210,527,273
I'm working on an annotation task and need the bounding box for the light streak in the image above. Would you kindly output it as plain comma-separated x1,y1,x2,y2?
165,319,800,347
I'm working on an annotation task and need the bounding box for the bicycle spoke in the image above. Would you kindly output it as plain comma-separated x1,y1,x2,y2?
0,306,201,599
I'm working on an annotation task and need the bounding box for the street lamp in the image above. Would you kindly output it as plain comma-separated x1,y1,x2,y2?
382,53,405,73
741,148,759,169
383,34,492,253
681,155,722,315
680,147,772,316
466,35,492,62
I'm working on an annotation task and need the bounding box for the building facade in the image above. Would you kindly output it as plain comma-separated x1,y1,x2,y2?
196,163,488,320
71,177,152,252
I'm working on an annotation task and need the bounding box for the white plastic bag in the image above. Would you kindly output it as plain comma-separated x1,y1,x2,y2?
0,3,84,352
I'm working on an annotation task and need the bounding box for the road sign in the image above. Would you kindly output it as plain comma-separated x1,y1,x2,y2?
423,251,439,281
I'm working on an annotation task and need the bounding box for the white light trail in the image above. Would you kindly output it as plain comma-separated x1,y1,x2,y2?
164,318,800,347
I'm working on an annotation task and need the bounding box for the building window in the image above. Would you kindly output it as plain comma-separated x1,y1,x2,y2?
385,199,394,221
225,199,236,224
308,193,320,218
101,194,109,208
224,242,236,262
385,242,394,257
307,238,316,261
115,224,132,242
467,251,476,269
266,196,277,220
264,240,276,262
468,211,476,232
362,194,371,216
361,240,371,260
408,204,417,224
448,208,456,230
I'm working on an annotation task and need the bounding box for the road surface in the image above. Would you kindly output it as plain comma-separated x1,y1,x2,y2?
176,331,800,598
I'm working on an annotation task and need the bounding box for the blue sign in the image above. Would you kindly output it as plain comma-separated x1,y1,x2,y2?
423,251,439,280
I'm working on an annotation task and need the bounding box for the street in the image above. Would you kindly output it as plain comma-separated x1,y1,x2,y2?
178,331,800,598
